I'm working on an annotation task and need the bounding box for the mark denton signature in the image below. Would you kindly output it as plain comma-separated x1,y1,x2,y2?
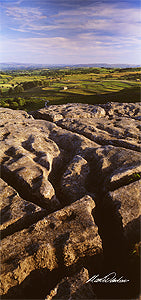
87,272,129,283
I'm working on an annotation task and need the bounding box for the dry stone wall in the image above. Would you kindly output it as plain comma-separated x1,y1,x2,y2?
0,102,140,299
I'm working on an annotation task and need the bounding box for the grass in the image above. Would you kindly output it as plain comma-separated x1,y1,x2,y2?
0,67,140,111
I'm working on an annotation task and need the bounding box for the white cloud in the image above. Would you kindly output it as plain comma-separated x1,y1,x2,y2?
3,2,141,38
53,4,141,38
5,6,46,20
1,1,141,64
0,33,140,64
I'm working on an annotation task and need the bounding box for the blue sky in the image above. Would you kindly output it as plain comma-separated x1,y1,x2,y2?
0,0,140,64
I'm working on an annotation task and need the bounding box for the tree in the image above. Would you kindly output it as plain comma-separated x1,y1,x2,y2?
14,86,24,93
19,99,25,107
11,101,19,109
0,88,3,96
8,87,13,94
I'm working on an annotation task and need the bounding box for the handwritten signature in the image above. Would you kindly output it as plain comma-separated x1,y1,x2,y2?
87,272,129,284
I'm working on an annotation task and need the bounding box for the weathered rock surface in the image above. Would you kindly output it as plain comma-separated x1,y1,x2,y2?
0,103,140,299
61,155,90,202
32,103,140,151
0,178,47,239
31,103,106,122
101,102,141,120
110,180,141,227
110,180,141,248
45,268,96,299
92,145,141,191
1,195,101,295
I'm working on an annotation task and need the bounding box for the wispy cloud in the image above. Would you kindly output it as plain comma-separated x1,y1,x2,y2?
1,0,141,64
5,6,46,21
1,33,140,60
53,4,141,36
2,1,141,39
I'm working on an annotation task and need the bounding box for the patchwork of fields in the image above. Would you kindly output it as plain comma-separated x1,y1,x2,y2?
0,67,140,111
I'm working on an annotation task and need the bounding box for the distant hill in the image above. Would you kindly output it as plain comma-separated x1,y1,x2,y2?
0,62,140,71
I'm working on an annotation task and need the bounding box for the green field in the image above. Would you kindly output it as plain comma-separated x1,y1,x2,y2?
0,67,140,111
